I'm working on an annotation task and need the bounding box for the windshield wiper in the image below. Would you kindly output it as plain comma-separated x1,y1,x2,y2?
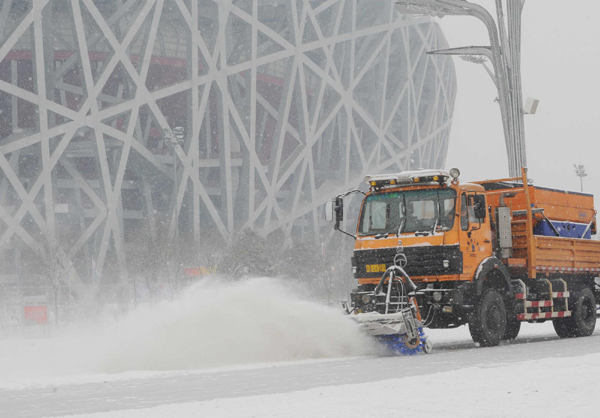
433,190,442,235
397,194,407,235
397,218,406,236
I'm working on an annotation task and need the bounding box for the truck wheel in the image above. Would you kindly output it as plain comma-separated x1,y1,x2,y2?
553,317,574,338
503,314,521,340
553,287,596,338
469,288,507,347
571,287,596,337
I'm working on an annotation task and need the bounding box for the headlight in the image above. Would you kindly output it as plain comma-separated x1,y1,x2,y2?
433,292,442,302
449,168,460,180
362,294,373,304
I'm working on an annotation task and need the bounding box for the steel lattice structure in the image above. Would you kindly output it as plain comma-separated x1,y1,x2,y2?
0,0,455,286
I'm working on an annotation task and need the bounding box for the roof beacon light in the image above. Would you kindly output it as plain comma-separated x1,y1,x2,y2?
449,168,460,180
365,169,450,190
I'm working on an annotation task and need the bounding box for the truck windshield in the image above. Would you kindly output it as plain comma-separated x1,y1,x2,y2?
358,189,456,236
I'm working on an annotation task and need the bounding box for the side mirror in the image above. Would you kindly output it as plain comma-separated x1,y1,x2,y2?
334,196,344,230
473,195,486,220
326,190,360,240
325,201,334,222
335,196,344,222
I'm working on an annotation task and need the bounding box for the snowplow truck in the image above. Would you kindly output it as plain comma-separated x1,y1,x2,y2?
327,168,600,347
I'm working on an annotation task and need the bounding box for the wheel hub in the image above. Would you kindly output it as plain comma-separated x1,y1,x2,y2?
582,298,594,322
486,305,502,331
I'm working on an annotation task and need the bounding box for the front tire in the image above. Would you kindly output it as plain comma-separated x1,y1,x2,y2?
503,314,521,340
469,289,507,347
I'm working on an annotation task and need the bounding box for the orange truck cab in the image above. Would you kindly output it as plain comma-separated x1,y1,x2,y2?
331,168,600,347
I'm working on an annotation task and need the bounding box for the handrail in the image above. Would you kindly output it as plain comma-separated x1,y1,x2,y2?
521,167,536,278
471,176,524,184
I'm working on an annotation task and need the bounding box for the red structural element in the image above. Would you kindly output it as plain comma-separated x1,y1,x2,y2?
24,306,48,324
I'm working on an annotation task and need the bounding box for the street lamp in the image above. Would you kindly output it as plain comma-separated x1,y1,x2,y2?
164,126,185,244
396,0,528,177
574,163,587,192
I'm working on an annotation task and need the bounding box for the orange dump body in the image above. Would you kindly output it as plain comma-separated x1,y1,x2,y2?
485,185,595,227
480,179,600,278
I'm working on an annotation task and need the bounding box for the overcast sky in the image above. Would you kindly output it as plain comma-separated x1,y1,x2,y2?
434,1,600,201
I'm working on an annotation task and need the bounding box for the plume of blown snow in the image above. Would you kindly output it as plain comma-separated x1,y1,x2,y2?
98,277,373,372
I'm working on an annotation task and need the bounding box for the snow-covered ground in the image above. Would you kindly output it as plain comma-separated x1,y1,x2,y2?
1,278,599,417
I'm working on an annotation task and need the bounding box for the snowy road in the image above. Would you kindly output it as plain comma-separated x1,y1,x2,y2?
3,324,600,418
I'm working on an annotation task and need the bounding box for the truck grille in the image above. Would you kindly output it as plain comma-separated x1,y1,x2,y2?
353,245,463,278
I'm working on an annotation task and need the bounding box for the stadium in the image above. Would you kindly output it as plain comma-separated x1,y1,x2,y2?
0,0,455,287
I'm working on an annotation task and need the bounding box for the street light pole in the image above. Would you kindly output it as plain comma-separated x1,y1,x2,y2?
574,164,587,192
396,0,527,177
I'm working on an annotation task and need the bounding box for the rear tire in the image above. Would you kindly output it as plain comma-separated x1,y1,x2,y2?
469,289,507,347
554,287,596,338
553,317,574,338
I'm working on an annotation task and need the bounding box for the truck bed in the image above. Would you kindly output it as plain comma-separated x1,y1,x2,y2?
509,234,600,275
479,173,600,278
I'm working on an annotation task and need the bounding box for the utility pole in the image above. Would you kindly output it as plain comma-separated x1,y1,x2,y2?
574,163,587,192
395,0,527,177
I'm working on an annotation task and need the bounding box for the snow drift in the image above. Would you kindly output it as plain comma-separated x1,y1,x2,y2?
0,278,373,385
97,277,372,371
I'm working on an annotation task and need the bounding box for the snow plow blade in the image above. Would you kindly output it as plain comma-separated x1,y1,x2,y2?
350,311,423,336
345,266,432,355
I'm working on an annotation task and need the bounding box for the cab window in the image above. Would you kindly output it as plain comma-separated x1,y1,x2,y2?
361,200,388,233
460,193,469,231
358,189,456,236
438,194,456,230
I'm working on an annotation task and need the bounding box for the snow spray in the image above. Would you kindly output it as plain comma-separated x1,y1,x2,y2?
98,277,373,372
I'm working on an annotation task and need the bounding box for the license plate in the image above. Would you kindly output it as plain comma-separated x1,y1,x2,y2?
366,264,386,273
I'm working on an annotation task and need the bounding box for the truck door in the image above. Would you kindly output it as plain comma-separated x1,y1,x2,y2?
459,192,493,279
